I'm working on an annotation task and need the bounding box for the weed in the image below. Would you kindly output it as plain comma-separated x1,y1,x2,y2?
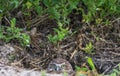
80,0,120,23
87,57,95,70
63,72,68,76
41,70,46,76
0,0,19,19
75,65,88,72
75,65,88,76
48,22,69,44
43,0,79,24
86,57,98,76
46,0,80,44
83,42,94,54
22,0,43,15
0,18,30,47
75,57,98,76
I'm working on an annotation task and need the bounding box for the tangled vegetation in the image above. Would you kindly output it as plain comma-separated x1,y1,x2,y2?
0,0,120,76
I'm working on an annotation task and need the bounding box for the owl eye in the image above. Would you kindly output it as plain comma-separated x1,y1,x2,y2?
61,64,66,69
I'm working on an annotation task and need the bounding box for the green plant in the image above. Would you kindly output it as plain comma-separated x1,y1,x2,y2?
0,0,43,20
80,0,120,23
75,65,88,76
48,22,69,44
87,57,95,70
46,0,80,45
41,70,46,76
86,57,98,76
63,72,68,76
22,0,43,15
75,57,98,76
0,26,5,39
0,0,20,19
83,42,94,54
0,18,30,46
43,0,80,24
75,65,88,72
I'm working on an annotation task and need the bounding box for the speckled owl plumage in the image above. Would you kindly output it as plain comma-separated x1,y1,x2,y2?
47,58,74,75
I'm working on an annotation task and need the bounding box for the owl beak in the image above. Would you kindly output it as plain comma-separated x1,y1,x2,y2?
56,66,62,72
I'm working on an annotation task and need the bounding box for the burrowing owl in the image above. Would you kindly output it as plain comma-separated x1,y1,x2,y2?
47,58,74,75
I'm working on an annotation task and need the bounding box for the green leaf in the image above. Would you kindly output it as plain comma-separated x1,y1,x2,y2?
43,0,51,7
26,1,32,9
19,33,30,46
35,6,42,15
87,57,95,70
110,73,116,76
10,18,16,28
48,7,60,20
69,0,79,9
113,69,120,75
75,66,87,71
10,0,19,8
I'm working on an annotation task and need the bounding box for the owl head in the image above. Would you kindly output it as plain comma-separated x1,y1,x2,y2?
47,58,73,74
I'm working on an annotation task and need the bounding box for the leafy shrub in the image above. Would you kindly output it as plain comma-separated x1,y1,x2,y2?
0,0,119,46
43,0,79,24
48,22,69,44
80,0,120,23
0,0,20,19
75,57,98,76
83,42,94,54
22,0,43,15
0,18,30,46
46,0,80,44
